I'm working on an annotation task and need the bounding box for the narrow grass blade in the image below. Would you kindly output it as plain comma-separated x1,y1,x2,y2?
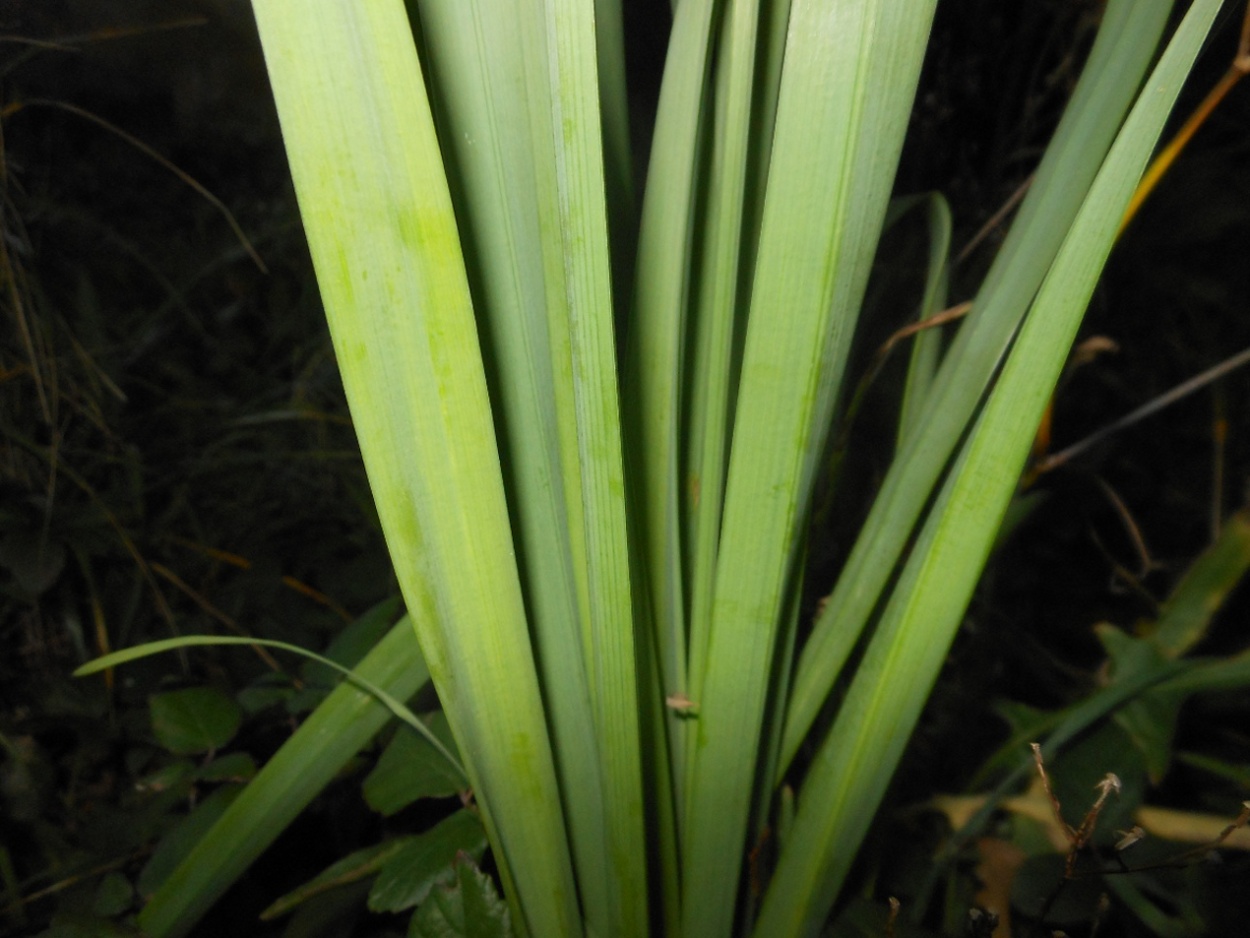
130,615,432,938
624,0,717,715
756,3,1223,931
682,0,762,760
592,0,637,311
77,632,460,774
620,2,721,872
897,192,952,447
250,2,580,934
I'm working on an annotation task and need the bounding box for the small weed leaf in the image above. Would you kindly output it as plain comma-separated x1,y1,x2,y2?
370,810,488,913
149,686,241,755
408,852,511,938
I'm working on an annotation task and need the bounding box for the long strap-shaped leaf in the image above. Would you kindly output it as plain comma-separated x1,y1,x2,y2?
537,1,648,932
778,0,1176,774
755,2,1223,932
624,0,718,779
412,3,625,933
411,1,647,933
679,3,937,936
250,3,580,935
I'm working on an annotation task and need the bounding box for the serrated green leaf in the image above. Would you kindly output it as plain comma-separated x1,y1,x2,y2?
370,811,488,913
408,855,512,938
149,687,241,756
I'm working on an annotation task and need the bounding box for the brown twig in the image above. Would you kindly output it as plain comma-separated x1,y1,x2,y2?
1120,0,1250,236
1136,800,1250,870
1032,345,1250,478
1070,773,1122,877
884,897,900,938
1092,476,1157,584
1031,742,1121,923
149,562,292,679
956,174,1034,266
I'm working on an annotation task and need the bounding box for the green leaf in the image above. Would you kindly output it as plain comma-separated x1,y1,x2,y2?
897,191,953,449
149,687,241,756
280,880,375,938
370,810,488,913
236,674,297,714
1114,689,1185,784
411,2,648,932
1048,720,1146,839
138,759,198,798
1011,853,1106,926
81,633,460,774
1155,649,1250,697
1149,508,1250,658
1103,865,1207,937
262,839,415,920
364,714,465,815
1098,625,1182,783
198,751,257,784
408,855,512,938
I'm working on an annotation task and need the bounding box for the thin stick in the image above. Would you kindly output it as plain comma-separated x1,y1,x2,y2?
1032,743,1075,840
956,174,1034,266
8,99,268,273
1069,773,1122,877
1093,476,1155,582
885,897,900,938
1034,344,1250,475
1211,395,1226,541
